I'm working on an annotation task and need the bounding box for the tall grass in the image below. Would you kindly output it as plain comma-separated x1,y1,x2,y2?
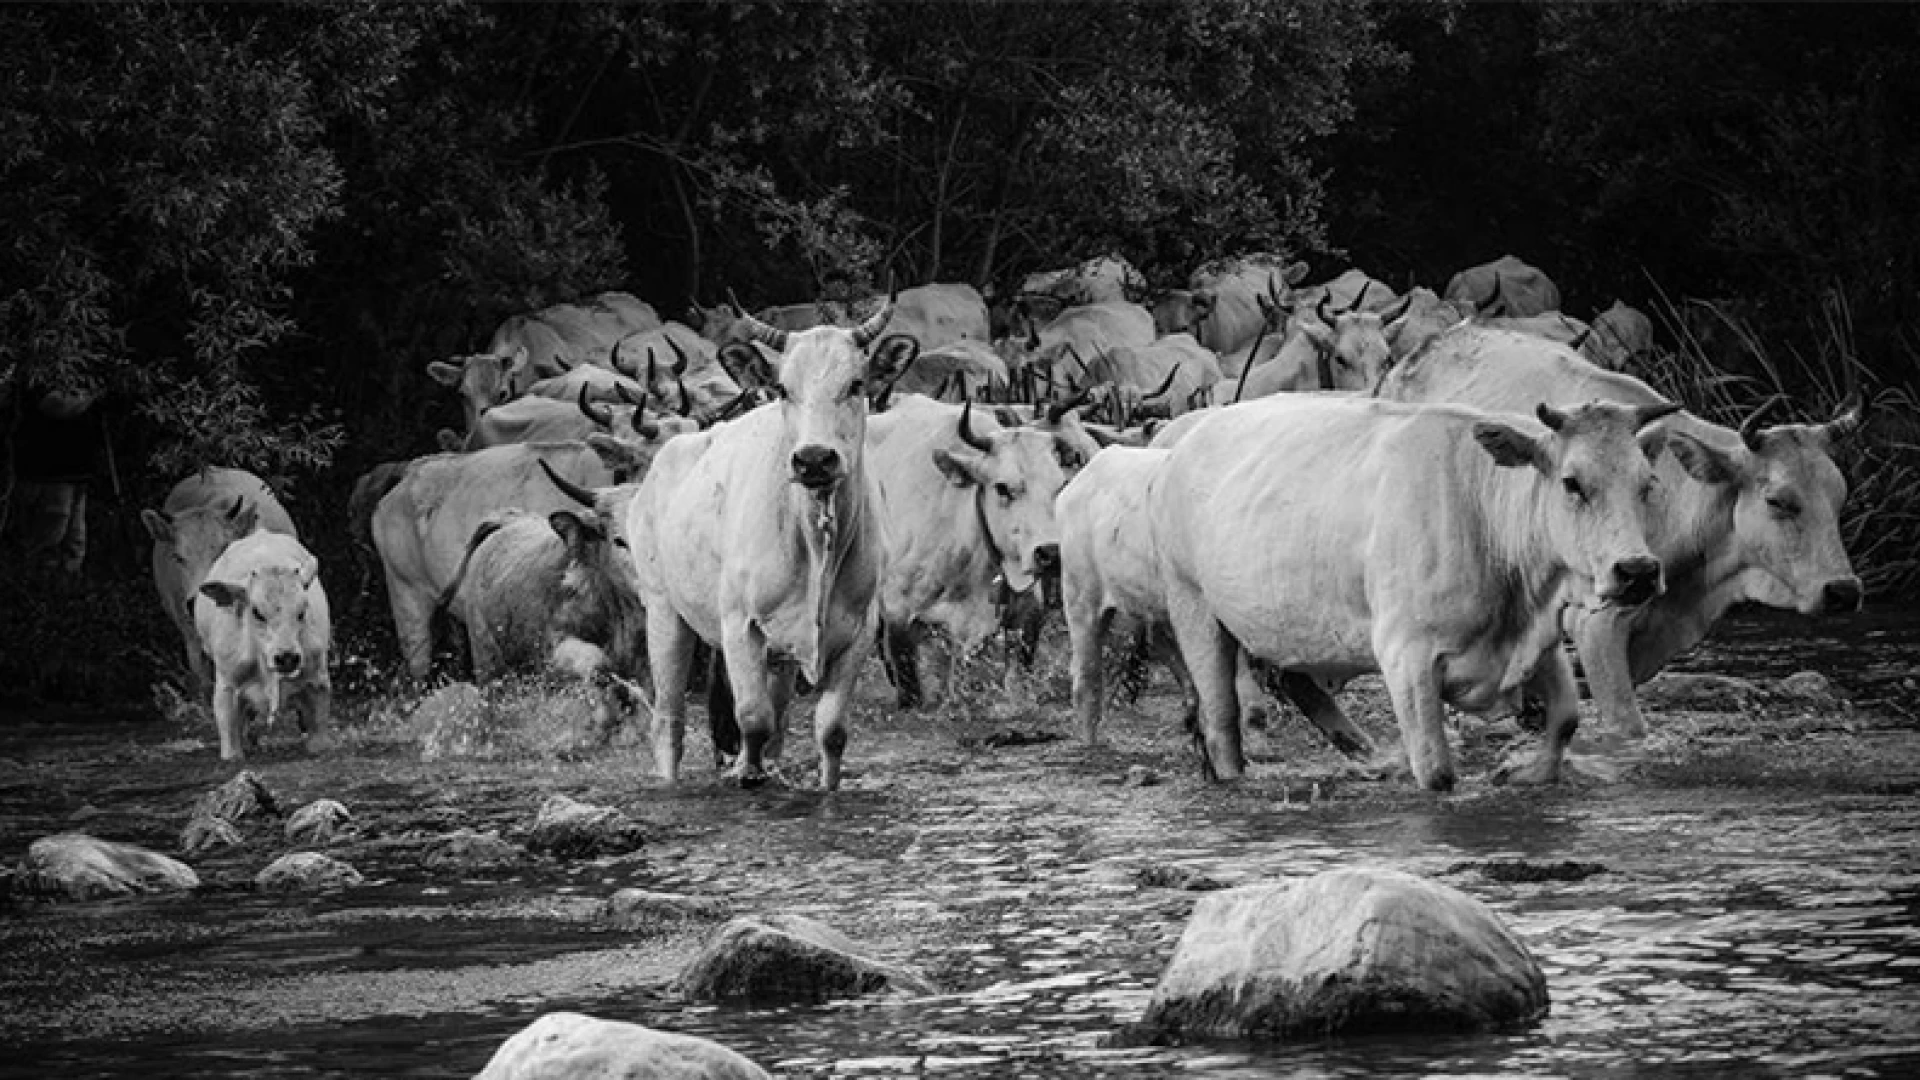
1640,283,1920,599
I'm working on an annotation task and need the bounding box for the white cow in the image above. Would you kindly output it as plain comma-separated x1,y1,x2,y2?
193,531,331,761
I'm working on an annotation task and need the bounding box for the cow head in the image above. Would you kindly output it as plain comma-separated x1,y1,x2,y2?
143,497,259,615
931,399,1071,592
1282,287,1402,391
1472,400,1680,606
735,302,909,492
199,556,321,678
427,348,526,436
1658,399,1864,615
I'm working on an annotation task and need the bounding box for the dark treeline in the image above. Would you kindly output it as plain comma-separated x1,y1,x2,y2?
3,2,1916,600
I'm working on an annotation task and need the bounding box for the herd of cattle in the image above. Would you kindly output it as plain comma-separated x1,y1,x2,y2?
137,252,1864,793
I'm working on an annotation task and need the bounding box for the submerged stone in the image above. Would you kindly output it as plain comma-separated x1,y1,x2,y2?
285,799,353,846
180,814,245,856
474,1011,769,1080
1139,866,1548,1041
192,770,279,822
16,832,200,900
525,794,647,859
674,911,940,1005
603,888,732,930
420,828,524,872
256,851,364,892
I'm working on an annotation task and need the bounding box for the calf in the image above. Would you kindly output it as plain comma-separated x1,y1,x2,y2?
193,531,331,761
142,467,298,695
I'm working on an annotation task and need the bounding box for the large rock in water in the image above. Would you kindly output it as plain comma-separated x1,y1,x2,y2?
1139,867,1548,1040
674,911,940,1005
15,833,200,900
474,1011,769,1080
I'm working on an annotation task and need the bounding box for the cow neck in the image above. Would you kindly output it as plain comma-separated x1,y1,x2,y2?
794,469,867,684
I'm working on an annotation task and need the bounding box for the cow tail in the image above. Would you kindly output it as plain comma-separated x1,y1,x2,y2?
437,519,505,616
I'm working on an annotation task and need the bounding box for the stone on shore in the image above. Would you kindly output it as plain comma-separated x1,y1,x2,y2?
674,911,939,1005
474,1011,770,1080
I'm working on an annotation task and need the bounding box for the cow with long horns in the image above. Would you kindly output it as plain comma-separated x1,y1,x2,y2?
867,394,1074,708
626,302,913,789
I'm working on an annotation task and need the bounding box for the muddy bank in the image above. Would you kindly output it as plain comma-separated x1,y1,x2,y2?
3,611,1919,1078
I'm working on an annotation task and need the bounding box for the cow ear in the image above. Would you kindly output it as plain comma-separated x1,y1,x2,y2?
548,511,588,550
436,429,466,453
1472,420,1546,470
719,342,773,386
228,501,259,538
298,556,319,590
198,580,247,611
931,448,985,488
1661,430,1741,486
1283,260,1310,286
426,361,464,387
586,432,645,474
870,334,920,379
141,509,174,543
993,406,1023,428
1051,435,1086,470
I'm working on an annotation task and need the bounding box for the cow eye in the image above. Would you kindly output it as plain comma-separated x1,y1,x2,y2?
848,378,865,398
1562,476,1586,502
614,538,629,550
995,482,1018,503
252,609,268,624
1767,494,1801,519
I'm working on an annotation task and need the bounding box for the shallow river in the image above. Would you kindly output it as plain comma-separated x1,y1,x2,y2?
3,607,1918,1078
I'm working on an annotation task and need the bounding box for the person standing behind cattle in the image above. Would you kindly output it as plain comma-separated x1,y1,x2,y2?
2,379,105,576
142,468,299,696
193,530,332,761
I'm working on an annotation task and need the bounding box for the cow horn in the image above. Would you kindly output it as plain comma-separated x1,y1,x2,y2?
853,301,895,349
616,380,646,410
643,346,658,397
1141,363,1181,400
1379,291,1414,325
225,496,246,521
1570,324,1594,351
1316,291,1334,325
538,458,597,508
578,384,613,427
1634,401,1683,429
956,395,992,453
1738,394,1783,448
1814,393,1866,445
1483,272,1507,317
1026,315,1041,351
1046,384,1093,424
665,332,692,376
1348,280,1372,314
729,289,788,353
1536,403,1568,431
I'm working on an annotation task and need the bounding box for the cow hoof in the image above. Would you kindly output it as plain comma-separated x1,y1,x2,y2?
736,770,769,790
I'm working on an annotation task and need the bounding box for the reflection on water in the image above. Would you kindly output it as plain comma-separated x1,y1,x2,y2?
4,609,1919,1078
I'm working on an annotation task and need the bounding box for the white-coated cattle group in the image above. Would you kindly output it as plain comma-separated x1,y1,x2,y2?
137,247,1866,802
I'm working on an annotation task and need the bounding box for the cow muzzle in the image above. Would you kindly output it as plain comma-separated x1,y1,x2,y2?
1606,555,1664,607
790,445,843,490
271,650,304,677
1815,576,1864,615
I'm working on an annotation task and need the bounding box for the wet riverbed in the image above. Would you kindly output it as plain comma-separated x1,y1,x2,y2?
3,607,1918,1078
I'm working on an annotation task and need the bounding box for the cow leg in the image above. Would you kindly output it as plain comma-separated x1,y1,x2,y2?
210,677,246,762
302,677,334,755
1151,623,1202,741
1501,642,1584,785
878,618,923,709
645,605,698,783
1068,606,1114,744
1569,601,1646,743
705,648,739,769
466,620,504,684
1273,670,1376,761
385,577,436,682
1163,599,1245,781
810,631,874,792
765,657,797,763
1235,652,1271,732
1375,640,1455,792
719,617,777,788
